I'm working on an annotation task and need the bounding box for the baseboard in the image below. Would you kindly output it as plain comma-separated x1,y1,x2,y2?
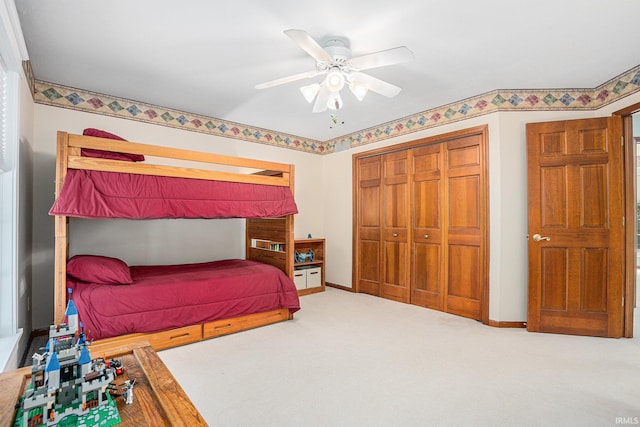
326,282,354,292
488,320,526,328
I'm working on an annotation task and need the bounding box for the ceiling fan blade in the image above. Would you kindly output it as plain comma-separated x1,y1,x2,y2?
255,70,318,90
312,84,330,113
349,46,413,71
284,29,333,63
351,72,402,98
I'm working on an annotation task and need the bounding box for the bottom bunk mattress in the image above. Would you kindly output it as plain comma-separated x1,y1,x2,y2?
67,258,301,340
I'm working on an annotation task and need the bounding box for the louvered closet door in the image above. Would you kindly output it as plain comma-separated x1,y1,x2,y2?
381,151,410,303
411,144,445,310
357,156,382,296
444,135,484,320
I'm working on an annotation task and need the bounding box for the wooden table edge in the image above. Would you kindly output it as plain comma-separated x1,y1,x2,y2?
0,340,208,427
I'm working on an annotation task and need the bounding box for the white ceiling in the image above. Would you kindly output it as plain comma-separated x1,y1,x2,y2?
14,0,640,142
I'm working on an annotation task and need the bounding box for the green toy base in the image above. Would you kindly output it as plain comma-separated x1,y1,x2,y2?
13,391,121,427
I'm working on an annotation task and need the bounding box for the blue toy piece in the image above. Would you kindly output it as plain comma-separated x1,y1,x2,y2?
294,249,315,263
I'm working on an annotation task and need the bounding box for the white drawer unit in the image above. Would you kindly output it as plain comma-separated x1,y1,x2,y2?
294,266,322,290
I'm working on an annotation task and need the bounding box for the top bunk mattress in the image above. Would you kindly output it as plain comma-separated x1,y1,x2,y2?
68,259,300,340
50,169,298,219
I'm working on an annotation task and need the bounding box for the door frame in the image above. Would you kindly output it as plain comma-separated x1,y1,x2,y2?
352,125,490,324
613,102,640,338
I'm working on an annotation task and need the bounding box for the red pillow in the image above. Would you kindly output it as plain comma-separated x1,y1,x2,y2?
81,128,145,162
67,255,133,285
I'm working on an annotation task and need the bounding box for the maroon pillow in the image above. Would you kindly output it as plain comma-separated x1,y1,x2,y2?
67,255,133,285
81,128,145,162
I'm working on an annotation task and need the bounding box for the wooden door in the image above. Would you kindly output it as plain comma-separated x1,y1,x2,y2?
381,151,410,302
354,126,488,321
356,156,382,296
527,117,624,337
444,136,485,320
411,144,445,309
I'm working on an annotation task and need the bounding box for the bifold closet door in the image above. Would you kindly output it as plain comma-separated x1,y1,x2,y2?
444,135,484,320
380,151,410,303
354,126,487,322
356,156,382,296
411,144,444,310
411,135,484,320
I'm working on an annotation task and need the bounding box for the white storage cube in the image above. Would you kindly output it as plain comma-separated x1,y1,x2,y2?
293,269,307,290
306,267,322,288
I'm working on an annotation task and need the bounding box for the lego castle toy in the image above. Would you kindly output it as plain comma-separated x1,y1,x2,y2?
14,294,121,427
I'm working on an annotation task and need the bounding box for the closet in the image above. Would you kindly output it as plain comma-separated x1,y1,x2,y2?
353,126,488,322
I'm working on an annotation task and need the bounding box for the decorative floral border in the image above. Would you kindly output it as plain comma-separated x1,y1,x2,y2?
33,80,324,153
22,60,35,95
32,64,640,155
325,64,640,152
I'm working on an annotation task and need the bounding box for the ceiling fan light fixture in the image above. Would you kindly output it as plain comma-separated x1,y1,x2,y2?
349,82,368,101
256,29,412,113
325,68,345,92
300,83,320,103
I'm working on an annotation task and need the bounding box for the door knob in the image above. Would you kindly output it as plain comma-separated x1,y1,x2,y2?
532,233,550,242
424,234,429,239
393,233,398,237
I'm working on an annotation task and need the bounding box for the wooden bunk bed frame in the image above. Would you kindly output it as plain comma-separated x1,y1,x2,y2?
53,131,295,350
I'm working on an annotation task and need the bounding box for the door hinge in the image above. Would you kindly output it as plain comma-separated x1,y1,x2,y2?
623,216,625,227
622,135,624,146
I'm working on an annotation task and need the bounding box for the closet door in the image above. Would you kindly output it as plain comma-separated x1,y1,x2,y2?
353,126,488,322
411,144,444,310
445,135,485,320
356,156,382,296
381,151,410,303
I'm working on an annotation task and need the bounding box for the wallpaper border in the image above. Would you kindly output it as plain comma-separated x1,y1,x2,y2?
33,80,324,154
325,64,640,152
32,64,640,155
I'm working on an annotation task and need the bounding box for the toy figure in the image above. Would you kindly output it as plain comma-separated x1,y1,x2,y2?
122,378,136,405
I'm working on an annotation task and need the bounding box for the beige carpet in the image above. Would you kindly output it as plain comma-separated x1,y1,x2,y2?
159,288,640,427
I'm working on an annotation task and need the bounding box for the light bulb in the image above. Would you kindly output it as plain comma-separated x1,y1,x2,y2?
325,69,345,92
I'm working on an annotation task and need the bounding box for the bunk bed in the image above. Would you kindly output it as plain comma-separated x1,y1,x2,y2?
50,130,300,350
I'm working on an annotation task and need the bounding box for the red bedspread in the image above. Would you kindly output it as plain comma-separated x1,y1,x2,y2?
68,259,300,340
50,169,298,219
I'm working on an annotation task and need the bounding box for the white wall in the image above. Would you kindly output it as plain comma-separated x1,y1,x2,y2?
323,91,640,322
16,71,34,366
0,0,35,369
2,73,33,371
31,91,640,328
31,105,324,328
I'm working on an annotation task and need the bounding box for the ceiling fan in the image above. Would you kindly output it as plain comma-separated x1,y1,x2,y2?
255,29,413,113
